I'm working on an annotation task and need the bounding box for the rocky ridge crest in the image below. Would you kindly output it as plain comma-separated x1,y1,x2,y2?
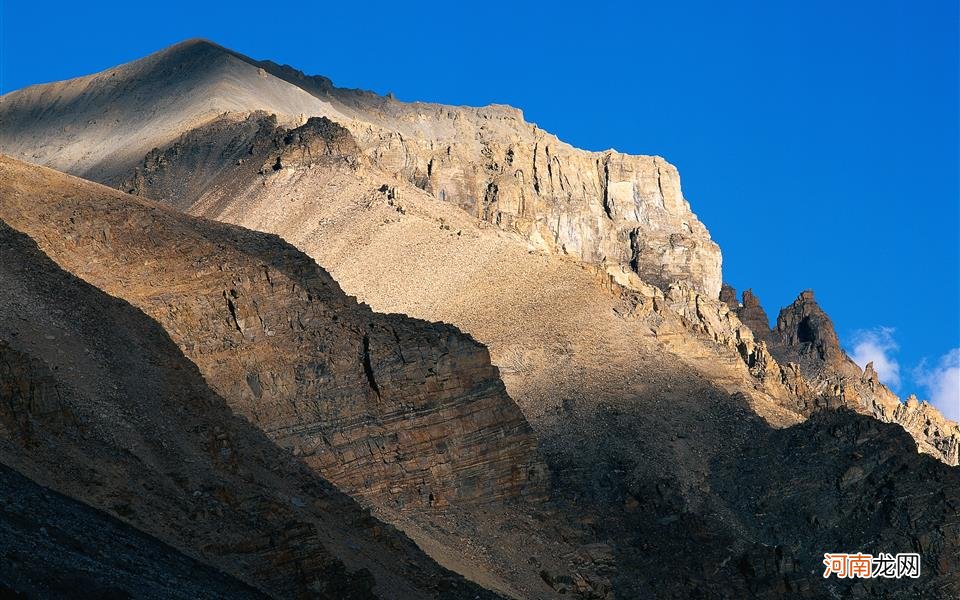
718,284,959,464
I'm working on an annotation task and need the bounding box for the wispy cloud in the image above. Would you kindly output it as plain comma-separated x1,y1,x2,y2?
914,348,960,422
848,327,901,389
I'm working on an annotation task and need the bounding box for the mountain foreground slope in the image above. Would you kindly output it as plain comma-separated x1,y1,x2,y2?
0,160,514,599
1,38,958,599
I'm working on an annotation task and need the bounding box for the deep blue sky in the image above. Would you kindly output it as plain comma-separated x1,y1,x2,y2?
2,1,958,410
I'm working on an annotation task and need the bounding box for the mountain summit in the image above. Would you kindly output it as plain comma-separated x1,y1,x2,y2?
0,38,721,297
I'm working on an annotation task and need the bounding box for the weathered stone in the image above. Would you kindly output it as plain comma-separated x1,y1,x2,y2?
738,289,772,340
719,283,739,310
766,290,959,465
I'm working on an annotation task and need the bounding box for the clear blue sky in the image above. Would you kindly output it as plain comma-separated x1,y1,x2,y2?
2,1,958,411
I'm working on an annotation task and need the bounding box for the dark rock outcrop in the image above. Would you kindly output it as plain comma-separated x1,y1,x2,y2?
719,282,739,310
765,290,959,464
715,409,960,598
768,290,847,367
738,289,772,341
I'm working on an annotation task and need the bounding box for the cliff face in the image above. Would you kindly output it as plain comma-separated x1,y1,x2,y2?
101,107,960,597
115,105,959,467
0,39,721,297
345,109,722,297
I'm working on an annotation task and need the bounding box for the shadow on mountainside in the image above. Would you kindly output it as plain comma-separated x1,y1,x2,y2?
0,462,265,599
539,375,959,599
0,220,501,600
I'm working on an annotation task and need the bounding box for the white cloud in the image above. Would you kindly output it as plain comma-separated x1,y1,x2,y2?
848,327,901,389
914,348,960,422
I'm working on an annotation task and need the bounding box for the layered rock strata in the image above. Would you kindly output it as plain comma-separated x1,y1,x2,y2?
0,155,546,513
0,217,497,599
119,108,959,468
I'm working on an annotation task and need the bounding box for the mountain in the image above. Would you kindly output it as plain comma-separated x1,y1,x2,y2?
115,107,959,467
0,40,342,184
0,38,720,298
0,155,573,598
1,38,958,599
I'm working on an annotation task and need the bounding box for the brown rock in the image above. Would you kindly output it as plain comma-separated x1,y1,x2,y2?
719,283,738,308
738,289,772,340
0,217,495,598
0,156,546,512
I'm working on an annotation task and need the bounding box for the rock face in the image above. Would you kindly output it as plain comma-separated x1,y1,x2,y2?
719,282,739,309
347,109,722,297
0,156,545,514
738,289,772,339
98,109,960,597
0,216,497,599
2,38,959,599
768,290,847,366
0,38,722,297
714,409,960,599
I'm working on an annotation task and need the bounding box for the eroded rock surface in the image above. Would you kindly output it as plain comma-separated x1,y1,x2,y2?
103,116,960,597
722,286,960,465
1,38,957,599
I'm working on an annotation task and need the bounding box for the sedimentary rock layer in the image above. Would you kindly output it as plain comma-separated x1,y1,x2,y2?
0,155,545,513
0,216,497,599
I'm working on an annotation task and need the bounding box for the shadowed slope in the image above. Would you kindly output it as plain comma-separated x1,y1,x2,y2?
0,463,264,599
0,155,560,598
0,218,500,599
122,113,960,598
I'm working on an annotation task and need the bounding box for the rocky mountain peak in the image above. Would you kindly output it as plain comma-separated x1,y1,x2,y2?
730,286,773,341
771,289,844,364
719,282,738,309
711,283,958,465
